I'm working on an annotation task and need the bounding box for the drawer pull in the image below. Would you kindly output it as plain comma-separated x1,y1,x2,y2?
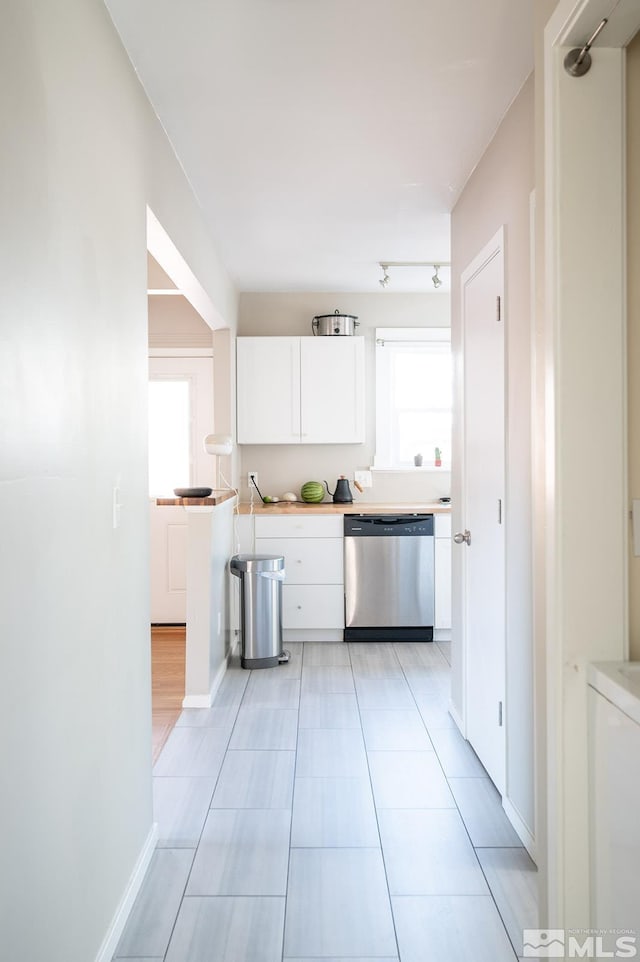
297,605,302,610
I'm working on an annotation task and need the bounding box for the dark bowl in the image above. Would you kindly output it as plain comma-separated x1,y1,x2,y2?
173,487,213,498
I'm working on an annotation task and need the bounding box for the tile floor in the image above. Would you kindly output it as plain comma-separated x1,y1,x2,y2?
114,640,537,962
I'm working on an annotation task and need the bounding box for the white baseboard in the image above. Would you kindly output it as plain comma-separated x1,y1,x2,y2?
182,656,228,708
95,822,158,962
448,700,465,736
433,629,451,641
502,796,537,862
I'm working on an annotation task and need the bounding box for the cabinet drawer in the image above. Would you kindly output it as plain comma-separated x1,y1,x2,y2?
255,537,343,585
435,514,452,538
255,514,343,539
283,585,345,630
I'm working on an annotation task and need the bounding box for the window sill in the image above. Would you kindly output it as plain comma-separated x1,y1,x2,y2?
371,466,451,474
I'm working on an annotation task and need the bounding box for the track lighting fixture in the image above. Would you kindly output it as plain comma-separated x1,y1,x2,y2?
378,260,450,290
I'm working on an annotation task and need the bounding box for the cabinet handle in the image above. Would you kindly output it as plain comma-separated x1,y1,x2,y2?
296,559,302,564
297,605,302,610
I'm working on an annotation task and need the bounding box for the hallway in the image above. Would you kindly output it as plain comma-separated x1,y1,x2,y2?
113,641,536,961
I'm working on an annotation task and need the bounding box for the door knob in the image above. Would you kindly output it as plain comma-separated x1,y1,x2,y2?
453,529,471,546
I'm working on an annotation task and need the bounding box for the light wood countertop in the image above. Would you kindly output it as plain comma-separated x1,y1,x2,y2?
156,490,237,507
237,500,450,515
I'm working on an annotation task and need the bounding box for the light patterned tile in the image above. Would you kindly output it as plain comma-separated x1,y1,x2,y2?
476,848,538,955
301,665,355,693
428,726,487,777
242,676,300,709
297,728,368,777
354,677,415,709
284,849,397,958
298,692,360,729
229,707,298,749
114,849,194,958
175,705,238,728
153,776,215,848
291,777,379,847
165,896,285,962
378,809,488,895
368,750,455,808
211,750,295,809
449,778,522,847
392,895,517,962
360,709,433,751
187,809,291,896
303,642,351,666
413,690,456,730
153,727,229,778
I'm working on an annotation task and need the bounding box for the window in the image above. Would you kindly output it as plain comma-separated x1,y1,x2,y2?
374,327,452,469
148,378,191,496
147,355,215,497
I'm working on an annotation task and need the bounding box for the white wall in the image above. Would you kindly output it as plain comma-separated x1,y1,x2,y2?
0,2,236,960
238,291,451,503
451,76,536,842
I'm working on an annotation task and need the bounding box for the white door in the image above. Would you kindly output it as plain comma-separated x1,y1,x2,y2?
149,355,214,623
460,230,506,793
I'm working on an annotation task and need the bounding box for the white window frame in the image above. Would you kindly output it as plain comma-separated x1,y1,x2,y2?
374,326,451,471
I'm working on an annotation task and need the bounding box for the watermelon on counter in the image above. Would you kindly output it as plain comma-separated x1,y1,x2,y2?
300,481,325,503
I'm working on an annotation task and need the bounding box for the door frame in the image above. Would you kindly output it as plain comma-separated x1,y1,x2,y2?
539,0,640,928
457,227,506,772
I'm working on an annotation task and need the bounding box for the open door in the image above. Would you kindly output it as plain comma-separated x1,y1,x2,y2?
459,228,506,793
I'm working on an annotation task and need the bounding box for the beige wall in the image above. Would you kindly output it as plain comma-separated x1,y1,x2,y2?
0,3,236,961
628,31,640,660
148,294,215,348
237,291,451,502
450,75,536,838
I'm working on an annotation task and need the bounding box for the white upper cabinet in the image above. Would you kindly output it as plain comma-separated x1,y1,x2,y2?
236,337,301,444
237,336,365,444
300,337,365,443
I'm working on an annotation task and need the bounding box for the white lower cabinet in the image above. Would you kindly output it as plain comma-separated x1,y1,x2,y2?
282,585,345,631
254,514,345,640
252,511,452,641
434,514,452,633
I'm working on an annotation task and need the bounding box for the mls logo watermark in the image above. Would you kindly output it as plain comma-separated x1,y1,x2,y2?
523,929,637,958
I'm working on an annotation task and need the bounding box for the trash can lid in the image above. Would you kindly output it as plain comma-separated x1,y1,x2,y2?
230,554,285,573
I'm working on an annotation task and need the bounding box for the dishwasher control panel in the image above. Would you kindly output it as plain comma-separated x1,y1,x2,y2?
344,514,434,537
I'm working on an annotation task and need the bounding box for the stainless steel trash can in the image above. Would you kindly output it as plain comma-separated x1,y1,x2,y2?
230,554,286,669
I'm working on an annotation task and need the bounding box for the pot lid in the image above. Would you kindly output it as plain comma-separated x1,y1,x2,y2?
312,308,359,321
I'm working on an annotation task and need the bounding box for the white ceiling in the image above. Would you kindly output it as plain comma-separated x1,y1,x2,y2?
105,0,534,294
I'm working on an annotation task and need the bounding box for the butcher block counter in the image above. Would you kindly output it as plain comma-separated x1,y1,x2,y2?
237,500,451,515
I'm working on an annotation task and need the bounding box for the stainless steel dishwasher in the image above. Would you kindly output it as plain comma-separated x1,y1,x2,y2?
344,514,435,642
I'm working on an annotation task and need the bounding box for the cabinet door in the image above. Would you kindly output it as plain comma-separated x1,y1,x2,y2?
255,514,343,539
300,337,365,443
434,537,452,629
283,585,345,629
255,537,344,585
237,337,300,443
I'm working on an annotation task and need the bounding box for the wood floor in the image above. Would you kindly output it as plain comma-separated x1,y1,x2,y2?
151,626,185,764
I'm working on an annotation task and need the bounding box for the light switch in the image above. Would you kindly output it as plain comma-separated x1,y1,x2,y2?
354,469,373,489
